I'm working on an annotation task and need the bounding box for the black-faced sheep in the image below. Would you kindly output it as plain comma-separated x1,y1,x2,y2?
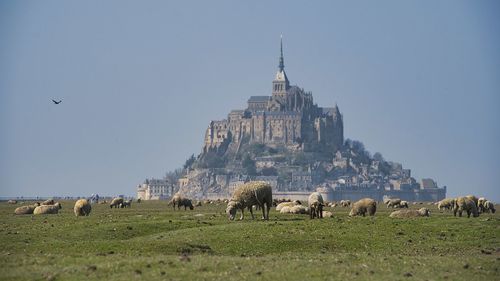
390,208,430,218
308,192,324,219
482,201,496,214
349,198,377,217
34,203,62,215
226,181,272,220
109,198,123,208
454,197,479,218
120,199,132,208
74,199,91,216
170,194,194,210
399,201,409,208
438,198,456,211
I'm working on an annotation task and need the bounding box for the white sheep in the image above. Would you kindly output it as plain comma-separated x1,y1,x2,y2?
386,198,401,208
349,198,377,217
437,198,455,211
308,192,324,219
226,181,272,220
169,194,194,210
276,201,301,211
109,198,123,208
454,197,479,218
74,199,91,216
482,201,496,214
389,208,430,218
34,203,62,215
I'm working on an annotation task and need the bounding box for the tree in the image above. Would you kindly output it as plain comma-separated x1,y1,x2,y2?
242,154,257,176
373,152,384,162
183,154,196,169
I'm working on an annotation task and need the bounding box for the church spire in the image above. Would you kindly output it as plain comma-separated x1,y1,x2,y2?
279,35,284,71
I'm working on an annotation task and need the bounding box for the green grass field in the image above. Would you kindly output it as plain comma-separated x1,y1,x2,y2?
0,200,498,280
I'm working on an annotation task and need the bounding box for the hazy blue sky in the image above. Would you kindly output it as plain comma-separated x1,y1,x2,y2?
1,1,499,200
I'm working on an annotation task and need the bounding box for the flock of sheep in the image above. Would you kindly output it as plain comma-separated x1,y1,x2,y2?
8,182,496,222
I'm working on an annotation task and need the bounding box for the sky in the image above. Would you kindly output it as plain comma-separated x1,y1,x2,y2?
1,1,499,200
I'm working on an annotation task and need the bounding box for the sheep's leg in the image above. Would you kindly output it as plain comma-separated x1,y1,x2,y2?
260,204,265,220
249,207,255,220
319,206,323,218
265,202,270,220
239,209,244,220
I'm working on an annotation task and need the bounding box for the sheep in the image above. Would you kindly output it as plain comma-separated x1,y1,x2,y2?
349,198,377,217
279,206,292,214
399,201,409,208
7,200,17,204
276,201,301,211
41,199,55,206
74,199,91,216
290,205,308,214
390,208,430,218
170,194,194,211
482,201,496,214
322,211,333,218
136,198,142,203
339,200,351,207
465,195,479,207
226,181,272,220
109,198,123,208
437,198,456,211
308,192,324,219
386,198,401,208
195,201,202,207
14,205,36,215
120,199,132,208
453,197,479,218
34,203,62,215
477,197,488,213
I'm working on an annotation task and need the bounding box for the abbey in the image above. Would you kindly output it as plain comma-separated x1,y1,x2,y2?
203,38,343,155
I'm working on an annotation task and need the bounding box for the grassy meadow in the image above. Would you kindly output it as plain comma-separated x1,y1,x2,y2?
0,199,498,280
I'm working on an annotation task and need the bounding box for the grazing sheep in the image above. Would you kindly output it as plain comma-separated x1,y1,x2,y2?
477,197,488,213
482,201,496,214
454,197,479,218
349,198,377,217
386,198,402,208
120,199,132,208
41,199,55,206
276,201,301,211
390,208,430,218
7,200,17,204
399,201,409,208
14,205,36,215
170,194,194,211
34,203,62,215
339,200,351,207
136,198,142,203
195,201,202,207
438,198,456,211
465,195,479,207
308,192,324,219
226,181,272,220
74,199,91,216
109,198,124,208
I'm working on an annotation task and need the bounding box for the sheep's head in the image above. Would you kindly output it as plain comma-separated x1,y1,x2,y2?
55,202,62,209
189,202,194,210
348,208,356,217
226,201,239,220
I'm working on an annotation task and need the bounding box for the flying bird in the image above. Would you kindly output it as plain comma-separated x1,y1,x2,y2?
52,99,62,104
